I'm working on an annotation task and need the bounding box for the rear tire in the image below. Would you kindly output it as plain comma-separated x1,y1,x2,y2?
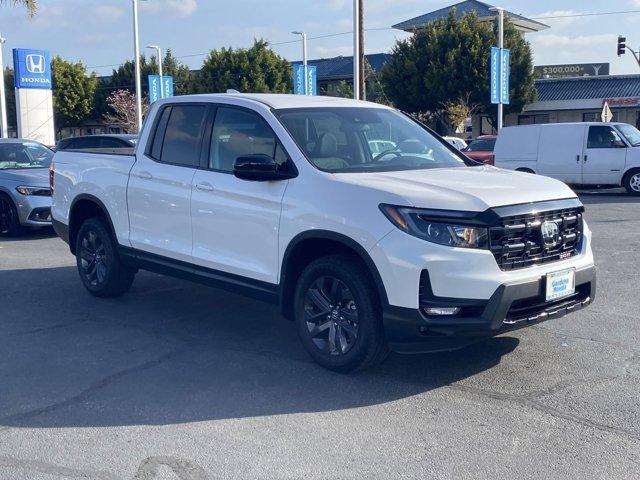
294,254,389,373
0,194,24,237
623,169,640,196
75,217,136,297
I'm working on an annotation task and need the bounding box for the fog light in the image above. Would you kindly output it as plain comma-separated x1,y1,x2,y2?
423,307,461,316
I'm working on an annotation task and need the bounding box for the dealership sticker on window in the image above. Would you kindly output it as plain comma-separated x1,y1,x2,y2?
546,269,576,302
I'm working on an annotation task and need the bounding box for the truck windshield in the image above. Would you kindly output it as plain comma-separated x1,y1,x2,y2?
616,124,640,147
0,142,53,170
275,107,467,173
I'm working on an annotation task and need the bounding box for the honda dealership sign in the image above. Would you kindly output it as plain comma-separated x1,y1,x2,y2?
12,48,55,145
13,48,52,89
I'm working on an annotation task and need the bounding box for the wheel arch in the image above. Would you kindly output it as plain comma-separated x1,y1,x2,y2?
68,194,118,255
622,167,640,187
279,230,389,321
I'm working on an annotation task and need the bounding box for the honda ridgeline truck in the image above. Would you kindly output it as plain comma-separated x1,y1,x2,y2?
50,94,596,372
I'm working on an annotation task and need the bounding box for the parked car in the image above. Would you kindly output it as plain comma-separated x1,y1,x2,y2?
494,122,640,195
50,94,595,372
0,139,53,236
56,134,137,151
443,136,468,151
461,135,496,164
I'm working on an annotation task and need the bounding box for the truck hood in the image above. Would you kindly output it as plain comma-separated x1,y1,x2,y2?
0,168,50,187
334,165,577,211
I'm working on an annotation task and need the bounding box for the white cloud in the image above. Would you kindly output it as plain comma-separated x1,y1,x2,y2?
141,0,198,18
532,10,581,28
94,5,126,22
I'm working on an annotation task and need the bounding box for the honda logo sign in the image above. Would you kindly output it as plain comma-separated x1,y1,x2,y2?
13,48,52,89
25,54,46,74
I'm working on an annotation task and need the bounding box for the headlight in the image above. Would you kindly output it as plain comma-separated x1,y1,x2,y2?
15,186,52,196
379,204,489,249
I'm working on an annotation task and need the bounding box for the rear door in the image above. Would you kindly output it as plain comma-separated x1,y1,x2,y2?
582,125,627,185
128,103,209,262
190,105,289,284
537,124,585,184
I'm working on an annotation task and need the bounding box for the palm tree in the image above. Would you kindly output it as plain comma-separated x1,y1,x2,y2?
1,0,36,16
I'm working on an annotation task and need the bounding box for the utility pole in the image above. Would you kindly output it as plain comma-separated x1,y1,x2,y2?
132,0,143,132
358,0,365,100
353,0,360,100
0,34,7,138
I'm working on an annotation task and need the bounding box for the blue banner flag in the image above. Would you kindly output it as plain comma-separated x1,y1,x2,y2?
490,47,510,104
293,64,317,96
148,75,174,104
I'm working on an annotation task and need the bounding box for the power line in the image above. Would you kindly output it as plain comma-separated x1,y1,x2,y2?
87,27,394,71
531,9,640,20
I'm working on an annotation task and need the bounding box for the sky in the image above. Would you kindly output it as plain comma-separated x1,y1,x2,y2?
3,0,640,76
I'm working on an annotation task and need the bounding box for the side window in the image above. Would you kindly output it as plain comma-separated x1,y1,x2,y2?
209,107,278,172
149,106,171,160
587,126,625,149
68,137,99,150
159,105,207,167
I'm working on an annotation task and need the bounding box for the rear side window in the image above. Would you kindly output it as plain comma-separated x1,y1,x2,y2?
67,137,100,150
155,105,207,167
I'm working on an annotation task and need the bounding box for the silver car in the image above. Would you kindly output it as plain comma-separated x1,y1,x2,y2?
0,139,54,236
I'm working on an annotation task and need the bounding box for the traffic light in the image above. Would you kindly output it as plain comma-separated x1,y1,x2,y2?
618,36,626,56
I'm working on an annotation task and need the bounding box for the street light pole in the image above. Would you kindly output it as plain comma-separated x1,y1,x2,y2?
0,34,8,138
491,6,505,131
132,0,143,132
353,0,360,100
147,45,163,98
292,32,308,95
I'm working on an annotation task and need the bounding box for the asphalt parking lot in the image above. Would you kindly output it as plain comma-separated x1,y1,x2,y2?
0,189,639,480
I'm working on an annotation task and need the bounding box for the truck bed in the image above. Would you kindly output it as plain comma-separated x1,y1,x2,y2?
51,150,137,247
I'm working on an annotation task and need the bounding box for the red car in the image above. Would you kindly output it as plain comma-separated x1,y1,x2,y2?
462,135,496,165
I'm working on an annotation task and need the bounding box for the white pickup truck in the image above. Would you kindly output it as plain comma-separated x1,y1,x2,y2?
51,94,596,372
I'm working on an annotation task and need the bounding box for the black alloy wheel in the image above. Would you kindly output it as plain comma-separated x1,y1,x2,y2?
0,195,22,236
304,276,360,356
79,229,108,287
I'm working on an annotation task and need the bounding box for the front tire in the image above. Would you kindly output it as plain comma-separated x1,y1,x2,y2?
0,194,24,237
623,169,640,196
75,217,136,297
294,254,389,372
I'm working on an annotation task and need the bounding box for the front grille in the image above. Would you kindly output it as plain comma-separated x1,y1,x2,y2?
489,207,583,271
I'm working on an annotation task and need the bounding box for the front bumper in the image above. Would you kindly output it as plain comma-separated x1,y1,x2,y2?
13,192,52,227
383,265,596,353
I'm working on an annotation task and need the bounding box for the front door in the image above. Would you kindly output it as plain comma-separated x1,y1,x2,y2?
128,104,209,262
582,125,627,185
190,106,289,284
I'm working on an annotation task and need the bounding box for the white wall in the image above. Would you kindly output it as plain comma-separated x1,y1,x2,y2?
15,88,55,145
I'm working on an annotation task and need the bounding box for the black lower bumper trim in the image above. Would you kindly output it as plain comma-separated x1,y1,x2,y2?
383,265,596,354
52,218,70,245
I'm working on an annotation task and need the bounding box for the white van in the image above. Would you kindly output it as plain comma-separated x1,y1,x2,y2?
494,122,640,194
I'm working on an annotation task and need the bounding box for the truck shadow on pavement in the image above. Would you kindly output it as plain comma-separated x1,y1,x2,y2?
0,266,519,429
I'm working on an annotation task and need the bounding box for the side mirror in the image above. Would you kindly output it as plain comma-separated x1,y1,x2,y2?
233,154,295,181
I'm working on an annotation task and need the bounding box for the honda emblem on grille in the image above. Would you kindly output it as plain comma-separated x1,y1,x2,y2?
541,221,561,249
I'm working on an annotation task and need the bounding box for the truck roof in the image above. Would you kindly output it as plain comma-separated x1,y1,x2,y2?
159,93,391,110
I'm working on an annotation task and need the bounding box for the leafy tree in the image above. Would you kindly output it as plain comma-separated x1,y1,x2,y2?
162,48,196,95
51,57,97,130
2,0,36,15
3,68,15,129
196,39,292,94
381,10,536,132
103,89,149,134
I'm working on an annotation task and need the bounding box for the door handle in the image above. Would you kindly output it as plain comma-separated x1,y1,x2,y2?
137,171,152,180
576,155,580,163
195,182,214,192
584,155,588,162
